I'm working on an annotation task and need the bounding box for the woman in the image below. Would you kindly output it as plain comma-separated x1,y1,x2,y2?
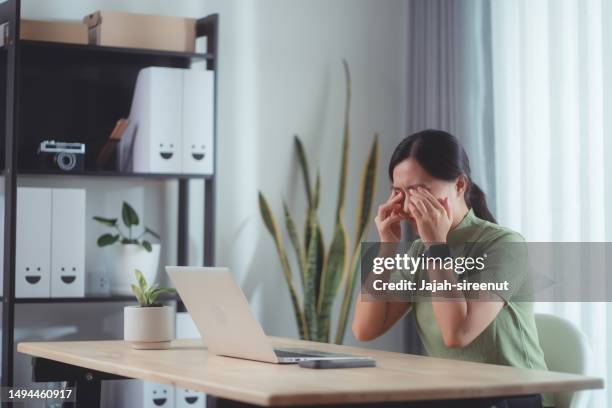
352,130,552,408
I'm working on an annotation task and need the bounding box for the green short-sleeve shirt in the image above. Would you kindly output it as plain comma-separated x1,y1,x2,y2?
401,209,553,407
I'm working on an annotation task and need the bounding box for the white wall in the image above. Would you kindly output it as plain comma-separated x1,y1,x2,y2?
201,0,410,349
13,1,410,403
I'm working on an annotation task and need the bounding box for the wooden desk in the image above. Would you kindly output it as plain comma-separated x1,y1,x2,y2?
18,337,603,407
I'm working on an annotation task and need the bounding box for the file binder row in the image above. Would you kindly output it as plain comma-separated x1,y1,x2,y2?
119,67,215,175
16,187,86,298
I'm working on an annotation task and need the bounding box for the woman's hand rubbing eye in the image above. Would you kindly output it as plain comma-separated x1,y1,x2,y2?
408,187,452,244
374,190,405,242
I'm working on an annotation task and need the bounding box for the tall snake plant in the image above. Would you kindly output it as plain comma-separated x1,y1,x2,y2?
258,60,379,344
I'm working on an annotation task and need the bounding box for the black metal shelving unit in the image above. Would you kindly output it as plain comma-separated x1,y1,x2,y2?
0,1,218,391
14,294,180,304
18,170,214,179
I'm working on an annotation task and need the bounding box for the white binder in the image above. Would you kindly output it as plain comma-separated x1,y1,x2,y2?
112,380,175,408
145,382,175,408
16,188,52,298
182,70,214,175
175,387,205,408
119,67,215,175
121,67,184,173
51,188,86,297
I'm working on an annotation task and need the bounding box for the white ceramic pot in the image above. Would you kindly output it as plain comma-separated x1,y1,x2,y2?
104,243,161,295
124,305,174,349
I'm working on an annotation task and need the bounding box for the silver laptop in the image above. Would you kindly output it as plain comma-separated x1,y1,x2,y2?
166,266,370,364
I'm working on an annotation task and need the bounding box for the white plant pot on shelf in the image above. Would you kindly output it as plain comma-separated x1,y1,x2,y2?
104,243,161,295
124,305,174,349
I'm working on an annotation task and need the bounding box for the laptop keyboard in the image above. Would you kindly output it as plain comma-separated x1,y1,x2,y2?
274,349,320,358
273,348,341,358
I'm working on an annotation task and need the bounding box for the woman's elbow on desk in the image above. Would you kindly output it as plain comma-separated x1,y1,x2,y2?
440,331,472,349
352,301,411,342
352,322,382,342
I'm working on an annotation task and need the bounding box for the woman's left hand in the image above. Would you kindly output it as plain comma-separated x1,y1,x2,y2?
408,187,453,244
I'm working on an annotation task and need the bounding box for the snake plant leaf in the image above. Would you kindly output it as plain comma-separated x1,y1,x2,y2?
313,170,321,210
283,201,306,289
354,134,379,250
294,135,313,207
304,218,322,340
335,241,362,344
316,220,348,342
335,135,379,344
335,59,351,221
304,170,322,259
258,191,309,339
313,222,325,305
310,171,325,303
304,210,312,264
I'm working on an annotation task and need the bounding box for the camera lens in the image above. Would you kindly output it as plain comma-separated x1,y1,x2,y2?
56,152,76,171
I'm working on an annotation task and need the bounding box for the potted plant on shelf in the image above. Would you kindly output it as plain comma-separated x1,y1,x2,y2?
124,269,176,350
93,201,161,295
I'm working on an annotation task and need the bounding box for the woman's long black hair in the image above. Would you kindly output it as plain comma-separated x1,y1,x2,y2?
388,129,496,223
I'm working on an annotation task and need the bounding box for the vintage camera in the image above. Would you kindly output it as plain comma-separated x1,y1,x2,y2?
37,140,85,173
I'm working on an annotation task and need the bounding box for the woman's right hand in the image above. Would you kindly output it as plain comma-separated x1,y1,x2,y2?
374,191,406,242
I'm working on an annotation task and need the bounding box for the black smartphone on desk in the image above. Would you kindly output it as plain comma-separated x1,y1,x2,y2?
298,357,376,369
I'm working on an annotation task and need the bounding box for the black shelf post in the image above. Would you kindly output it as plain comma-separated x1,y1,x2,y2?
177,179,189,266
0,0,20,391
197,14,218,267
175,14,218,314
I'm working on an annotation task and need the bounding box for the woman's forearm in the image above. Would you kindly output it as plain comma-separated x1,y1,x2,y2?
352,299,411,341
427,262,502,348
352,298,388,341
431,297,503,348
431,299,469,347
426,260,469,346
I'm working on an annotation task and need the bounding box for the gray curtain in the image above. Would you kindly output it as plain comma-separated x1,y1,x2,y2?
404,0,495,355
407,0,495,209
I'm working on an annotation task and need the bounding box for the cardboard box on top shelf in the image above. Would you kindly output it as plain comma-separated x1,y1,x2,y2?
83,10,196,53
20,20,88,44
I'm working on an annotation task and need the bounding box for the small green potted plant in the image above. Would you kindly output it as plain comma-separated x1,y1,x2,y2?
93,201,161,295
124,269,176,350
